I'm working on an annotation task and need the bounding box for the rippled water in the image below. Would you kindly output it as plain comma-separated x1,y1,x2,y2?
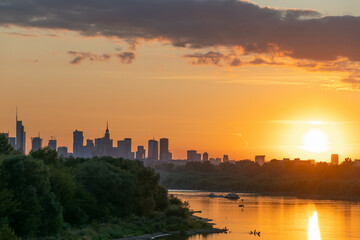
164,190,360,240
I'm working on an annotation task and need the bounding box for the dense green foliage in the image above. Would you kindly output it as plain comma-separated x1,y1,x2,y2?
158,160,360,198
0,133,209,239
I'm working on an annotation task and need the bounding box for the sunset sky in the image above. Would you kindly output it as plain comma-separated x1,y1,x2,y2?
1,0,360,161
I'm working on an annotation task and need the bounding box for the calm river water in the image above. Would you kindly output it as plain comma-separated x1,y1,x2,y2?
165,190,360,240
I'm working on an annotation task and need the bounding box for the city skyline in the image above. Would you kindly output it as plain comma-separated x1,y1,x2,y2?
1,108,356,163
1,0,360,161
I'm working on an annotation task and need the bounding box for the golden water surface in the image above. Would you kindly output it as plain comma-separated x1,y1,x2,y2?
168,191,360,240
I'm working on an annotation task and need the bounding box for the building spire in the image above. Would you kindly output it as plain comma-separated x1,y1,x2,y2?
106,120,109,131
16,106,18,122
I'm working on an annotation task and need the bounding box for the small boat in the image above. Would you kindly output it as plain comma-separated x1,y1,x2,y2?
225,193,240,200
239,204,245,207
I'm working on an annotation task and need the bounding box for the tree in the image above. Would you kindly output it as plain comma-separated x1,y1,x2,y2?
0,134,14,156
0,155,63,237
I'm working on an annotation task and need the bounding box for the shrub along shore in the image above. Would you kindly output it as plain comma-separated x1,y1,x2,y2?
0,133,215,240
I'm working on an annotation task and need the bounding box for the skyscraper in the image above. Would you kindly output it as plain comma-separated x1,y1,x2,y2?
187,150,201,161
15,109,26,153
331,154,339,165
58,146,68,158
203,152,209,161
148,139,158,161
83,139,95,158
223,155,229,163
255,155,265,166
73,130,84,158
160,138,171,161
136,146,146,160
31,135,42,152
48,138,57,151
94,122,113,157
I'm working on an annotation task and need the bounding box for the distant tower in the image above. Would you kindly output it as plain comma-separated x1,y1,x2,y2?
73,130,84,158
187,150,201,161
48,137,57,151
148,139,158,160
203,152,209,161
15,107,26,153
223,155,229,163
58,146,68,158
31,133,42,152
255,155,265,166
136,146,146,160
160,138,171,161
331,154,339,165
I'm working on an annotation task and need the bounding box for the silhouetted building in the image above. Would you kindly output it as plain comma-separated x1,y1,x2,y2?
95,122,114,157
8,137,16,148
203,152,209,161
136,146,146,160
187,150,201,161
83,139,95,158
223,155,229,163
255,155,265,166
3,132,15,148
159,138,172,162
58,146,69,157
331,154,339,165
31,135,42,152
117,138,133,159
73,130,84,158
148,139,158,160
16,110,26,154
48,139,57,151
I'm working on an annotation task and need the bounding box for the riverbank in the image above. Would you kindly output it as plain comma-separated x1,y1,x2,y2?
117,228,228,240
171,188,360,202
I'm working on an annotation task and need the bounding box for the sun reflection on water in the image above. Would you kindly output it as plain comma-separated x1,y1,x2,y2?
308,211,321,240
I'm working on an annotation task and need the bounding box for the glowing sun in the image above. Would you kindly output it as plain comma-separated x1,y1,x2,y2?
302,129,329,153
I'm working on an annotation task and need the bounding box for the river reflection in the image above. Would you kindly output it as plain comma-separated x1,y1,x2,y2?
165,191,360,240
308,212,321,240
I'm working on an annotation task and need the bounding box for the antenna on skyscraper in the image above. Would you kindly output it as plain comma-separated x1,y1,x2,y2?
106,120,109,130
16,106,18,122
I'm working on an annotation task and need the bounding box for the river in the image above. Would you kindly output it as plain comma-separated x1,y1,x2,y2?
164,190,360,240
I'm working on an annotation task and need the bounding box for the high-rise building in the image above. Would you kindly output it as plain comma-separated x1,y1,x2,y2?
255,155,265,166
73,130,84,158
136,146,146,160
48,138,57,151
117,138,132,159
187,150,201,161
203,152,209,161
58,146,68,158
83,139,95,158
148,139,158,160
8,137,16,148
31,135,42,152
160,138,168,160
331,154,339,165
223,155,229,163
160,138,171,161
94,122,113,157
3,133,15,149
15,109,26,154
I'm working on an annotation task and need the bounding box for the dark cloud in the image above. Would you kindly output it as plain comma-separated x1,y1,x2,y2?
184,51,229,65
67,50,135,64
67,51,111,64
1,0,359,62
117,52,136,64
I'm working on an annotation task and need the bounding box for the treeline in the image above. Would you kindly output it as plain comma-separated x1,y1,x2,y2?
0,134,210,239
157,160,360,199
